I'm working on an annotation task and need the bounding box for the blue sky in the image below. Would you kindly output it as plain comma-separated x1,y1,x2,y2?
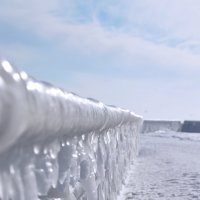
1,0,200,120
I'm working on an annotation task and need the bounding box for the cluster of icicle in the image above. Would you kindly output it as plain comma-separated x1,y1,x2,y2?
0,60,143,200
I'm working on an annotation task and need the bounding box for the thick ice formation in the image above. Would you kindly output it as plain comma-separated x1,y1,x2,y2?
0,60,142,200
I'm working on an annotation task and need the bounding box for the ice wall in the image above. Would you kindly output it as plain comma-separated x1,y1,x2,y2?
142,120,182,133
0,60,143,200
181,121,200,133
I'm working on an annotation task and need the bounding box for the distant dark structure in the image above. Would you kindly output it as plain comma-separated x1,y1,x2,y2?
181,121,200,133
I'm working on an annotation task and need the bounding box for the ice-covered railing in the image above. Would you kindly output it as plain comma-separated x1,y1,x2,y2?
0,60,143,200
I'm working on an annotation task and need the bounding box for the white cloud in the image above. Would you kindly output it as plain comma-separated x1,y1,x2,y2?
1,0,200,120
1,0,200,73
121,0,200,42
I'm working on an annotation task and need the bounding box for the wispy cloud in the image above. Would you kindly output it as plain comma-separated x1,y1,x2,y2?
1,0,200,119
1,0,200,73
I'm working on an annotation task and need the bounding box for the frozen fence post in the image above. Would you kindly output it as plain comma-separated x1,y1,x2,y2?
0,60,143,200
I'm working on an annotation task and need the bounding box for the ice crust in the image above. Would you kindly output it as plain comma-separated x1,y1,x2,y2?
0,60,142,200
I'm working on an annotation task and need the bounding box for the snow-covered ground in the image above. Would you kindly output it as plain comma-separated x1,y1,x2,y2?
118,131,200,200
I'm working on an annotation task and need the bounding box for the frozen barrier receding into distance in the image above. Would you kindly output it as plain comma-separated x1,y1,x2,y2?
0,60,143,200
142,120,182,133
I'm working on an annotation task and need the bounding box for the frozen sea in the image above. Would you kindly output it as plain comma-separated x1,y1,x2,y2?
118,131,200,200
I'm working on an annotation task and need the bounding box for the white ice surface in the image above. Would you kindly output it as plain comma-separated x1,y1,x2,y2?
0,60,142,154
118,131,200,200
